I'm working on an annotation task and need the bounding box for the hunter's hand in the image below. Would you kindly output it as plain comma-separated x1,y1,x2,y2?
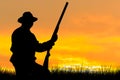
51,34,58,42
45,34,57,50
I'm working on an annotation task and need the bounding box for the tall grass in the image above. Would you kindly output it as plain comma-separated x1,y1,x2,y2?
50,68,120,80
0,67,15,80
0,67,120,80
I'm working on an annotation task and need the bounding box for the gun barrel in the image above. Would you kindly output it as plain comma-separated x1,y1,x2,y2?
51,2,69,39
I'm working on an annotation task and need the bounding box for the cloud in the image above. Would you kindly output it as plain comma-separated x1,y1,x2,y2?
64,13,120,37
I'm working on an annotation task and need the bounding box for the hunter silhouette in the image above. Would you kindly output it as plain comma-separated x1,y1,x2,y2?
10,11,57,80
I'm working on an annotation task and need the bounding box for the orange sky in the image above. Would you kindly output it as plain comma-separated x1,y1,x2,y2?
1,0,120,70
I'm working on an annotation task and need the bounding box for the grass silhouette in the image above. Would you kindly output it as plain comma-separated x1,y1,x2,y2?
0,67,120,80
50,68,120,80
0,68,16,80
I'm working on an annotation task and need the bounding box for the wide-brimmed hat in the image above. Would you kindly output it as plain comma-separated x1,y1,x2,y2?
18,11,38,23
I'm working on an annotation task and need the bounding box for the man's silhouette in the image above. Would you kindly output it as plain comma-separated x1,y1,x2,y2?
10,11,57,80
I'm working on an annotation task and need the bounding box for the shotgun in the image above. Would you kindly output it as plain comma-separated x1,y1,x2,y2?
44,2,69,68
50,2,68,51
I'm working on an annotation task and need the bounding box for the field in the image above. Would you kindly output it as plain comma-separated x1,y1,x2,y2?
0,67,120,80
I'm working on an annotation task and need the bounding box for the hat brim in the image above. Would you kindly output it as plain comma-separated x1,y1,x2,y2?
18,17,38,23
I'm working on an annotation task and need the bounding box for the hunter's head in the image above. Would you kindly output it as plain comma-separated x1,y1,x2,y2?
18,11,38,29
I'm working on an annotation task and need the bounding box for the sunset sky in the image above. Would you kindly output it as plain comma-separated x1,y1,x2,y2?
1,0,120,70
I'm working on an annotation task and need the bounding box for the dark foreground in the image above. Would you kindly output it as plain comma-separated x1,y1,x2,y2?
0,69,120,80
